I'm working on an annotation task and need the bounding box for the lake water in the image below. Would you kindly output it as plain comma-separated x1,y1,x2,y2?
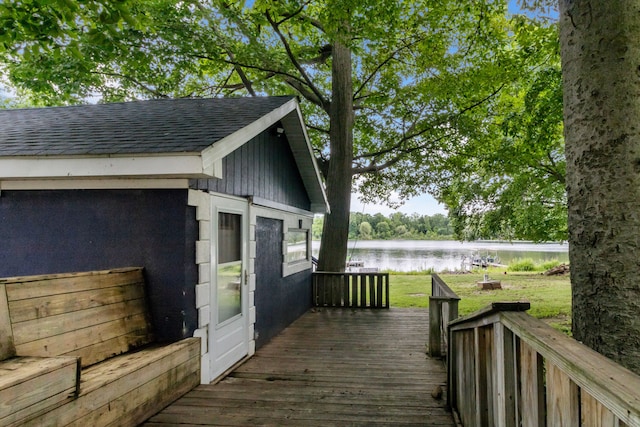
311,240,569,272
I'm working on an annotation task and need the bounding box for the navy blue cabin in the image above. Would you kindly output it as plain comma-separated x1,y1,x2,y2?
0,96,328,383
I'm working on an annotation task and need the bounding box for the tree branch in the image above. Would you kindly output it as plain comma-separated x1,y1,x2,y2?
351,132,453,175
298,14,326,33
353,35,427,99
190,51,317,100
190,1,257,95
299,44,332,66
313,148,330,178
352,84,506,176
534,154,565,184
355,83,505,162
282,76,326,108
306,122,330,135
90,71,169,98
212,69,234,96
265,9,329,110
274,1,313,25
228,53,257,96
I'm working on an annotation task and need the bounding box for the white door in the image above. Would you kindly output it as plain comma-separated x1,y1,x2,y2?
210,195,249,380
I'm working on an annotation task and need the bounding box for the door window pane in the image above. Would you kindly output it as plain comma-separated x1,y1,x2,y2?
217,212,242,324
217,261,242,323
218,212,241,264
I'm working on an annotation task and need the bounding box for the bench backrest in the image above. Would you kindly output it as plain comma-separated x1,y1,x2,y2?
0,284,14,360
0,267,154,367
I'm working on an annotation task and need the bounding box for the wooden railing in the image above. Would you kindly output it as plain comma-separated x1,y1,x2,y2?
312,272,389,308
448,302,640,427
429,273,460,358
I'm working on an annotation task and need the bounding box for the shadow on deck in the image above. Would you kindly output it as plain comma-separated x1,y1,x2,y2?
145,308,455,426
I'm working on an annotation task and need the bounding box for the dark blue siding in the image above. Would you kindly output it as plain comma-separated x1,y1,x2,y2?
0,189,198,342
254,217,312,349
191,127,311,211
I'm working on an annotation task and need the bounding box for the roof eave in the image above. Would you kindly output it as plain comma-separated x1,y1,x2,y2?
201,98,299,178
280,102,330,214
200,98,330,214
0,97,331,213
0,153,208,180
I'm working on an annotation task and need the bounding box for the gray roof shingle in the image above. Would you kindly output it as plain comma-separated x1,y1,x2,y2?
0,96,295,156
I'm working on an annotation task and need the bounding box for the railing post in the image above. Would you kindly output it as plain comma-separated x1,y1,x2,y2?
519,341,545,427
312,273,318,306
332,274,341,306
343,274,350,307
474,326,492,426
429,296,443,357
449,299,459,323
351,274,358,308
493,322,517,427
447,302,529,426
385,273,390,308
447,323,456,411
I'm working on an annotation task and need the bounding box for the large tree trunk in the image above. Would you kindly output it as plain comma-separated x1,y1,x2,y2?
560,0,640,374
317,41,354,272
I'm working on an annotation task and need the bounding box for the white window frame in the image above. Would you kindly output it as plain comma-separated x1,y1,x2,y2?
284,227,311,274
250,204,313,277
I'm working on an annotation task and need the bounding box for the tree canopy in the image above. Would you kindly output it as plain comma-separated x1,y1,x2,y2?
313,211,453,241
1,1,564,254
434,21,565,242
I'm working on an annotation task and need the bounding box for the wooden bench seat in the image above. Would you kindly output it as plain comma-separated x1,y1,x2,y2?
0,268,200,426
20,340,200,427
0,356,79,426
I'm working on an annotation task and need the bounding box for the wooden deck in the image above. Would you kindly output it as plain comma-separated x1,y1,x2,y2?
145,308,455,426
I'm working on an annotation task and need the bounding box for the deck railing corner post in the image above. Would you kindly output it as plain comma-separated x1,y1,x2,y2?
447,324,456,412
449,299,459,323
429,296,443,358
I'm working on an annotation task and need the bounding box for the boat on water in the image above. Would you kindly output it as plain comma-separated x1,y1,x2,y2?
346,259,379,273
312,257,379,273
464,253,505,268
346,260,365,268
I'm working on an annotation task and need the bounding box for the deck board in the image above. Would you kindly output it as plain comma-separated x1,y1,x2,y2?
145,308,455,426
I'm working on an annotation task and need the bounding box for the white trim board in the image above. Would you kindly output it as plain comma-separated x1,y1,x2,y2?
0,155,206,180
0,178,190,190
280,103,329,214
188,189,213,384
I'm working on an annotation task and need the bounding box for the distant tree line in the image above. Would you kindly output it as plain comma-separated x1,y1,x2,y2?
313,212,453,240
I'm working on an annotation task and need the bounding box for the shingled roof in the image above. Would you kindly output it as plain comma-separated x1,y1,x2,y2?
0,96,295,156
0,96,328,213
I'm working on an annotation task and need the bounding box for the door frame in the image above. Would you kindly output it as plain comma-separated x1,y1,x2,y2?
209,194,250,380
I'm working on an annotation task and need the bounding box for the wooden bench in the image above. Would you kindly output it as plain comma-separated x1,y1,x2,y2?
0,267,200,426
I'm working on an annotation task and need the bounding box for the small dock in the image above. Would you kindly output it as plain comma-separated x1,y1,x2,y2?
145,308,455,426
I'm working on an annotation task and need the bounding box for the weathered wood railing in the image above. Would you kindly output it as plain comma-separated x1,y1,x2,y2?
429,273,460,358
448,302,640,427
312,271,389,308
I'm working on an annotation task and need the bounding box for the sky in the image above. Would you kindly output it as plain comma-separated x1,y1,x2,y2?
350,192,446,216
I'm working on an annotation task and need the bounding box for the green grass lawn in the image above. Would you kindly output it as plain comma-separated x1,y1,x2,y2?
389,270,572,333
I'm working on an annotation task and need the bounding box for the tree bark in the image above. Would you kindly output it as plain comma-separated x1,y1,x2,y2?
560,0,640,374
317,40,354,272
